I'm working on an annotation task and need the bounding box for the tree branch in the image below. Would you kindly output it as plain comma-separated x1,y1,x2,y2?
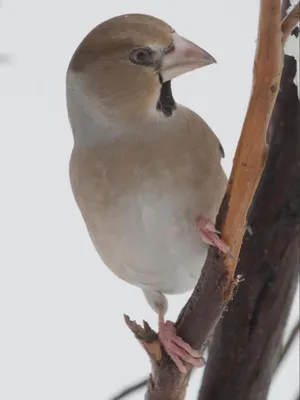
125,1,299,399
219,0,282,279
198,1,300,398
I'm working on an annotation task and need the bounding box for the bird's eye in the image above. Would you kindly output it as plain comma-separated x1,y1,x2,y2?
129,48,153,66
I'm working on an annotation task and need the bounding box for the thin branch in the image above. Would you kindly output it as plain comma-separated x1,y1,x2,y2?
109,378,148,400
276,319,300,371
220,0,283,280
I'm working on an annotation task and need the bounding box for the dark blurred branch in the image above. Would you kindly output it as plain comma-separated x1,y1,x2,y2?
109,378,148,400
0,54,13,65
276,319,300,372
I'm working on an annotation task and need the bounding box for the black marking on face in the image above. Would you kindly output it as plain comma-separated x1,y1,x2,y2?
219,141,225,158
158,72,163,85
156,80,176,117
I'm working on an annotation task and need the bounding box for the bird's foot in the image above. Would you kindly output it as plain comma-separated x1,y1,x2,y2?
158,320,204,373
197,216,229,254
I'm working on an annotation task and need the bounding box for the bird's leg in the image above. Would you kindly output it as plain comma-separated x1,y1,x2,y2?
197,215,230,254
158,307,203,374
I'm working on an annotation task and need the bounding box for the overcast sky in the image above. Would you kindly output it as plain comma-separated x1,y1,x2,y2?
0,1,299,399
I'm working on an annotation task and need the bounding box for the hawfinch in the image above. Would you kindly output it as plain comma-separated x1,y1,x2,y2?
67,13,227,373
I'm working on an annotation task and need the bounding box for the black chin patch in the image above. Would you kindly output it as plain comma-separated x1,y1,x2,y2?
156,78,176,117
219,141,225,158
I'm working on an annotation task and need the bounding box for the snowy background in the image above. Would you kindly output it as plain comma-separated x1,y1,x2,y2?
0,0,299,399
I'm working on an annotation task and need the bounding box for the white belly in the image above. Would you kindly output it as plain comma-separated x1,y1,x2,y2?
87,183,211,295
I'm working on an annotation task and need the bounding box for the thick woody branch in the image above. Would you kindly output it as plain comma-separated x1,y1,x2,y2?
124,1,300,399
199,54,300,400
198,0,300,398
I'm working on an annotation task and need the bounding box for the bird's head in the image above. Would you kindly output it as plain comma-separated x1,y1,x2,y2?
68,14,216,124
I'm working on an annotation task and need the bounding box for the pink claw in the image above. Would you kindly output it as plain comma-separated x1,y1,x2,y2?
158,320,204,374
197,216,230,254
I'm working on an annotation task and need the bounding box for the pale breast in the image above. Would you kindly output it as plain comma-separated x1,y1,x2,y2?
69,107,227,294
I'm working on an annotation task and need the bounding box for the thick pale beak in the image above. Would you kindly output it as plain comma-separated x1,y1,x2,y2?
160,32,216,82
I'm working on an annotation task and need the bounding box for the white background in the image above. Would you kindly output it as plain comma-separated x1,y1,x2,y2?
0,1,299,399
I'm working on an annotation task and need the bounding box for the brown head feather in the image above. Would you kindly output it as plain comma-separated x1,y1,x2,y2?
67,14,174,121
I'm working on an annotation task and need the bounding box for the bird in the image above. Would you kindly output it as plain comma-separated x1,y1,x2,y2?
66,13,228,374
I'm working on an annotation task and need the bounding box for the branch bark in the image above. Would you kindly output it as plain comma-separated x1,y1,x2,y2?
198,2,300,398
125,1,299,399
